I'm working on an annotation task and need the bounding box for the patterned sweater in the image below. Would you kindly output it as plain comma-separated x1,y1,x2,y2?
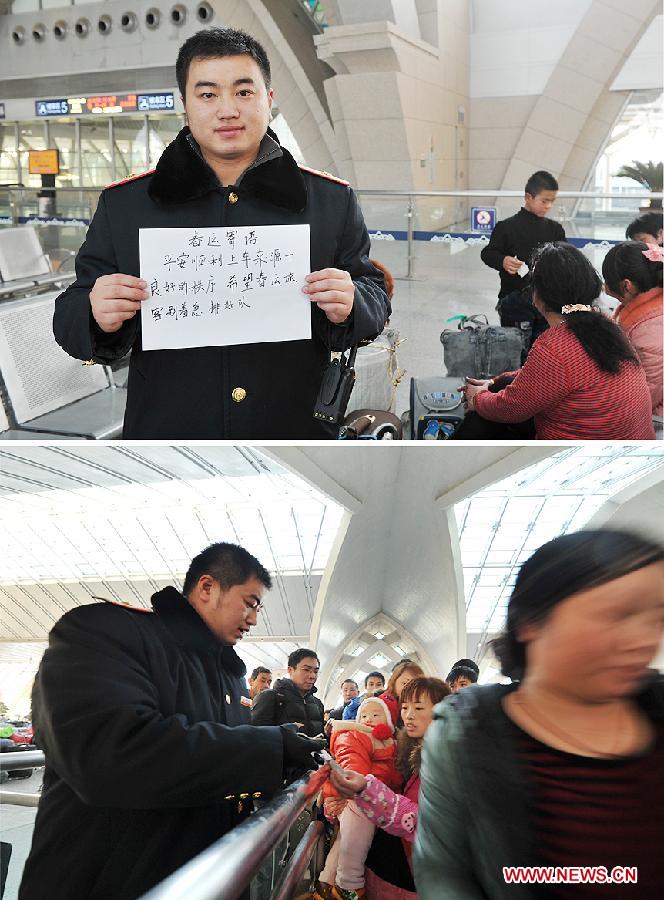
474,321,655,439
354,773,420,844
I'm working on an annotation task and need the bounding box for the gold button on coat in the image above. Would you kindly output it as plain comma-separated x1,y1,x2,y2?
225,694,231,704
232,387,247,403
228,191,239,204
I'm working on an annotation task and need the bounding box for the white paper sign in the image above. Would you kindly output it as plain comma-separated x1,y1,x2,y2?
139,224,311,351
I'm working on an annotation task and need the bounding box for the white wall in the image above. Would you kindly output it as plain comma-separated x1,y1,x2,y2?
611,15,663,90
469,1,662,97
470,0,591,98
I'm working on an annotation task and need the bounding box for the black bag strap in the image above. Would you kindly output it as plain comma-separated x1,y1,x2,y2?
326,320,358,364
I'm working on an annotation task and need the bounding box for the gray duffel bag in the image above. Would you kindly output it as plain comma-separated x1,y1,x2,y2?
441,314,524,379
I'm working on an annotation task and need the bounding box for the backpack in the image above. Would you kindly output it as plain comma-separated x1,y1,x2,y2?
496,289,548,362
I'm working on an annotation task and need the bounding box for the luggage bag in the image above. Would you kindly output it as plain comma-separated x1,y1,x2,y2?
441,314,524,378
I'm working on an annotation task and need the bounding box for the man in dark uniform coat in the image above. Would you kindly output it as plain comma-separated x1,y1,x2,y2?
52,27,390,439
19,543,324,900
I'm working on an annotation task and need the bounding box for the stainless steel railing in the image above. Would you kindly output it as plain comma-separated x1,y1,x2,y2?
0,750,45,770
141,764,331,900
354,190,663,279
0,749,45,808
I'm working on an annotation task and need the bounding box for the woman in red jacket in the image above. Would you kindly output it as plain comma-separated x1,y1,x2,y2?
603,241,663,416
458,242,655,440
328,678,450,900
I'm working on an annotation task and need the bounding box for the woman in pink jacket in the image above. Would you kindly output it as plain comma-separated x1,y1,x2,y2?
603,241,663,416
329,677,450,900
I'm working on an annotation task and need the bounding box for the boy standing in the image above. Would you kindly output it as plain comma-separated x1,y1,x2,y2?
481,170,566,348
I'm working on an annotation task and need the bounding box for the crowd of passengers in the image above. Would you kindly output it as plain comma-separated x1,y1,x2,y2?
246,529,664,900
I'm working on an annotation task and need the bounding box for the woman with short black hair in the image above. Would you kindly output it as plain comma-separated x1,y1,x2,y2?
459,242,655,439
414,529,664,899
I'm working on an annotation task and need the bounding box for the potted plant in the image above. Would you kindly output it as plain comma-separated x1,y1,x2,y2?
615,160,662,210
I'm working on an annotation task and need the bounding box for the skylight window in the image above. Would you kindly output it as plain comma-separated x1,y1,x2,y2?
369,653,390,668
455,445,664,637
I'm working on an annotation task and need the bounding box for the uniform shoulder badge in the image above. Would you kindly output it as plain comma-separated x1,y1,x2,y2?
105,170,155,190
240,696,252,708
298,164,349,186
98,598,153,613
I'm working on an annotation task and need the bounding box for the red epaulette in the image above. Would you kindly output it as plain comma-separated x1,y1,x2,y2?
105,170,155,190
103,599,153,613
298,164,349,186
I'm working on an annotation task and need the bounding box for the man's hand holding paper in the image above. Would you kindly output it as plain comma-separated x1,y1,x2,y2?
139,224,313,351
303,268,354,324
90,274,149,333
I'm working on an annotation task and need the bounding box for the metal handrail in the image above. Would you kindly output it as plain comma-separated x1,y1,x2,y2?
0,750,45,770
271,820,324,900
1,186,661,200
355,190,663,199
141,765,330,900
0,790,40,807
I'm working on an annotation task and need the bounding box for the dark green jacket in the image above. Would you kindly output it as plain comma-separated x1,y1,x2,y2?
414,679,664,899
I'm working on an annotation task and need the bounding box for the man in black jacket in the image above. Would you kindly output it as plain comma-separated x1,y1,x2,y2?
52,27,390,439
480,170,566,352
251,648,325,737
19,543,324,900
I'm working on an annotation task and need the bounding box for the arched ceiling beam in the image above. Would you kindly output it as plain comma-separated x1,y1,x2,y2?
501,0,660,191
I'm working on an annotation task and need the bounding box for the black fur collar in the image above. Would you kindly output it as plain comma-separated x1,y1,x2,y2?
148,126,307,213
150,585,246,676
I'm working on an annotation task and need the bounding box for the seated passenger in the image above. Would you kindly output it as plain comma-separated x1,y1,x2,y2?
317,694,402,899
625,210,663,245
602,241,663,416
458,242,655,440
413,528,664,899
327,678,450,900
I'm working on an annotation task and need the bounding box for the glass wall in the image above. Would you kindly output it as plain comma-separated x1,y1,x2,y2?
0,113,186,188
0,124,20,185
147,116,183,168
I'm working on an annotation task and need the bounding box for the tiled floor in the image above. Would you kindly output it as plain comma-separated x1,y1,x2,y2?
368,239,510,418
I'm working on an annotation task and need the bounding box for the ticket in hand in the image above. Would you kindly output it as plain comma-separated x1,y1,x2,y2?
517,262,529,278
319,749,349,778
